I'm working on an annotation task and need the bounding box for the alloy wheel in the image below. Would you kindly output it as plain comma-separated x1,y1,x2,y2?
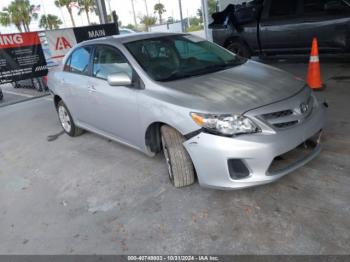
58,105,72,133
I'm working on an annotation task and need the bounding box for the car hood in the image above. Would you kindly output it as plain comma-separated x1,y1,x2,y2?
159,60,306,114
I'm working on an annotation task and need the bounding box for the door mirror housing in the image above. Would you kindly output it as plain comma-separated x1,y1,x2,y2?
107,73,132,86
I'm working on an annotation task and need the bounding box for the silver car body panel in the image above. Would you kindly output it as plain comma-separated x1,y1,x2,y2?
48,33,326,189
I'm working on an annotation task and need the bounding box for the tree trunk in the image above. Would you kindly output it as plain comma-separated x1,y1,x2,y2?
85,8,91,25
22,23,29,32
67,7,76,27
16,24,23,33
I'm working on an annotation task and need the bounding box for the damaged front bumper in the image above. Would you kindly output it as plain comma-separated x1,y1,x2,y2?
183,102,326,190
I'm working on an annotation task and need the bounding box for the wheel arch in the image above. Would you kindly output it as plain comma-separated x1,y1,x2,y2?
144,121,187,154
54,95,62,109
224,36,252,53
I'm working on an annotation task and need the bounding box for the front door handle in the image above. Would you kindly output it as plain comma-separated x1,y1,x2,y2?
88,86,97,93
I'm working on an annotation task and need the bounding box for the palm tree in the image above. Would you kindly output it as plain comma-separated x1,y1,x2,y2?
140,15,157,31
39,14,63,30
20,0,39,32
154,2,166,24
55,0,76,27
0,8,23,32
130,0,137,26
0,0,39,32
77,0,96,25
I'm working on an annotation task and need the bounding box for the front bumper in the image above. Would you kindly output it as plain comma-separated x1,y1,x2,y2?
183,103,326,190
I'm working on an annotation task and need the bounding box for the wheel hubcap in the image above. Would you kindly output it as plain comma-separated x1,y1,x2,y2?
161,136,174,182
58,106,72,133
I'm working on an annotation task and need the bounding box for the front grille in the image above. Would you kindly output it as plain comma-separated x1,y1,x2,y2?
259,96,314,130
274,121,299,129
262,110,294,120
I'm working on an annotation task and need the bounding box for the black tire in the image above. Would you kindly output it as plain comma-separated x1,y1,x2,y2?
57,100,84,137
0,89,3,100
227,40,251,58
161,125,195,188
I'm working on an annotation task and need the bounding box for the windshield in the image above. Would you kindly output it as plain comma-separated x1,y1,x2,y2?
125,35,247,82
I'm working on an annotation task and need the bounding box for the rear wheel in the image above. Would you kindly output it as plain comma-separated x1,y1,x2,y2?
161,125,195,188
57,100,84,137
227,40,251,58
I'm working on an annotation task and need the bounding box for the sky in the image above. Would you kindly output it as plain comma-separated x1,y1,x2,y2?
0,0,202,34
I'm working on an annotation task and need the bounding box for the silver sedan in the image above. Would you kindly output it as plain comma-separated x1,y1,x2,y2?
48,33,327,190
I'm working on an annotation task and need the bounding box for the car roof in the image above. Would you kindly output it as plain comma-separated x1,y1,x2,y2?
79,32,187,46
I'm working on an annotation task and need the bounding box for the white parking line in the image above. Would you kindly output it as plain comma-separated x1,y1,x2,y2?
2,90,34,98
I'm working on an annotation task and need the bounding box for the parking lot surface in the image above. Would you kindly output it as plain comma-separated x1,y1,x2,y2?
0,59,349,254
0,84,48,108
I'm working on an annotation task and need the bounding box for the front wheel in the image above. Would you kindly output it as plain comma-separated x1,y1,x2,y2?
161,125,195,188
57,100,84,137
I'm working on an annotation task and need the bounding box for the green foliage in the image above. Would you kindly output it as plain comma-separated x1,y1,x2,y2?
140,15,157,30
125,24,136,30
187,24,203,32
197,0,218,21
208,0,218,15
39,14,62,30
154,2,166,23
77,0,96,25
189,16,201,26
0,0,39,32
55,0,76,27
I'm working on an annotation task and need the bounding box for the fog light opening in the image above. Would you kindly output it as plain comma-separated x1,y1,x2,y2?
228,159,250,180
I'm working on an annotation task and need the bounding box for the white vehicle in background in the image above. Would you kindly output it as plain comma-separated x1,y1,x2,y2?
119,28,137,35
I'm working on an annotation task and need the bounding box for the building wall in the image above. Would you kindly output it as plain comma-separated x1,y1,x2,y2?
148,22,184,33
219,0,247,10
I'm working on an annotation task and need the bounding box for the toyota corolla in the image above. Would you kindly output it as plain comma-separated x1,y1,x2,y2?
48,33,327,190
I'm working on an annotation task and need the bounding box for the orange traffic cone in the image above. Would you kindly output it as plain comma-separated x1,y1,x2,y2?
307,38,323,90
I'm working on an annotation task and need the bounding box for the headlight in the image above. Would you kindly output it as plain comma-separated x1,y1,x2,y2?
191,112,260,136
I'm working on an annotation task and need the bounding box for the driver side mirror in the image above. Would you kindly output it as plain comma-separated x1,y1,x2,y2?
107,73,132,86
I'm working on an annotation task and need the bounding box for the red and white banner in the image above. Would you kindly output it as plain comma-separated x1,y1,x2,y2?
45,28,77,62
0,32,41,49
45,23,119,62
